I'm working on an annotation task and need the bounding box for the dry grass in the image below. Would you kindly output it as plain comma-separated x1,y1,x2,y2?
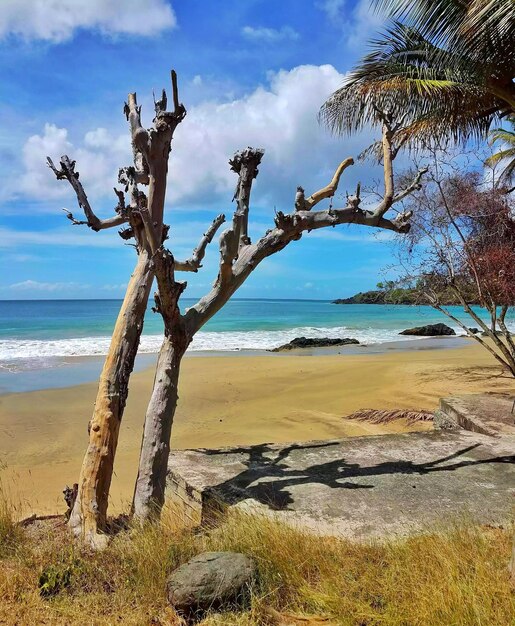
0,496,512,625
346,408,434,424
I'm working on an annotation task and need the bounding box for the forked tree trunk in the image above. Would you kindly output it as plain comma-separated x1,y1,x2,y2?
131,135,420,522
132,336,186,519
69,250,153,545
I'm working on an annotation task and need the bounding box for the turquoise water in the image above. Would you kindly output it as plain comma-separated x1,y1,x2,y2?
1,298,511,392
0,298,511,361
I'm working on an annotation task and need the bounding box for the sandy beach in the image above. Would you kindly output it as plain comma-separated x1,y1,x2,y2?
1,340,513,516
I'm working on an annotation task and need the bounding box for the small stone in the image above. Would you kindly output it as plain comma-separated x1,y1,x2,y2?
166,551,256,615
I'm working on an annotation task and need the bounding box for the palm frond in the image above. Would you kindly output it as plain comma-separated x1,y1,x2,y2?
371,0,515,66
320,18,514,146
485,148,515,167
488,128,515,146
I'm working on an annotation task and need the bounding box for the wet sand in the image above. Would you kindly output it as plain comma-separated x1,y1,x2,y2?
1,340,513,516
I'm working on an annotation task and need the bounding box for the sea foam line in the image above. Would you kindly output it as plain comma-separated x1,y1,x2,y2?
0,325,425,361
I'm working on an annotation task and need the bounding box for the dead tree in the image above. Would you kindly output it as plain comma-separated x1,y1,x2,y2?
49,74,425,541
131,111,426,522
48,73,225,548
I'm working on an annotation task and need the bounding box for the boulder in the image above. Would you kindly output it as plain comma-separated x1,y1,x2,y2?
270,337,359,351
468,327,480,334
399,323,456,337
167,551,256,615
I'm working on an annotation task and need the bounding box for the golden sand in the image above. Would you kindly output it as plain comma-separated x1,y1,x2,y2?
1,342,513,516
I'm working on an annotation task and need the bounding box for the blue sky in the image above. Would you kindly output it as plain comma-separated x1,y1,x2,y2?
0,0,403,300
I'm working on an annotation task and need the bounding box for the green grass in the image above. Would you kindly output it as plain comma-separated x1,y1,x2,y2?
0,497,513,625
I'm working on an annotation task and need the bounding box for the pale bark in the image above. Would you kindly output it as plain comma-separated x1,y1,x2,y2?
132,337,185,519
68,250,153,545
132,135,422,521
50,71,187,546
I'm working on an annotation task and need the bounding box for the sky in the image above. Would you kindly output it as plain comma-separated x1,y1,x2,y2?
0,0,405,300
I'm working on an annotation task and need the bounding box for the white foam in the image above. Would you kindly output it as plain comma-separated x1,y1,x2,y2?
2,322,513,365
0,325,417,362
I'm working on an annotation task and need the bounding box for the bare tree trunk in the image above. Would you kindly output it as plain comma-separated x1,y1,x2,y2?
68,250,153,545
132,336,186,520
132,127,420,523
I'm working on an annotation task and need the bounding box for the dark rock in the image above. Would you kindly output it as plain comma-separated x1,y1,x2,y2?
399,323,455,336
481,330,507,337
468,327,480,334
270,336,359,351
167,551,256,615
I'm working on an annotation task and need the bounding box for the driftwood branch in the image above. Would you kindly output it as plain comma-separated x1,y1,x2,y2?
175,214,226,272
47,156,128,231
364,112,427,220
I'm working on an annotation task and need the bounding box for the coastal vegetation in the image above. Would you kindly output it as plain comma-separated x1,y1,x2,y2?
332,281,476,305
0,493,512,625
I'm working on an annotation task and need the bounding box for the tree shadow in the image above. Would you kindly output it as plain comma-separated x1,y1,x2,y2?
200,440,514,512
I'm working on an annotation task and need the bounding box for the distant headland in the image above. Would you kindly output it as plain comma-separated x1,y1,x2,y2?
332,283,476,306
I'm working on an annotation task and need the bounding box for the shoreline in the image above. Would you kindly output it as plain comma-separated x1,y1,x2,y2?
1,341,514,516
0,335,473,394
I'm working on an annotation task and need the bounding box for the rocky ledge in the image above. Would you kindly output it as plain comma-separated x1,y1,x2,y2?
270,337,360,351
399,323,456,336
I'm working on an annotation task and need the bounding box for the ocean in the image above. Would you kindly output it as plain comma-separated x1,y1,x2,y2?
0,298,512,392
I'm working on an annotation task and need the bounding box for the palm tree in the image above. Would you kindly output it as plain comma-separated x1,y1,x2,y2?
320,1,515,145
486,118,515,187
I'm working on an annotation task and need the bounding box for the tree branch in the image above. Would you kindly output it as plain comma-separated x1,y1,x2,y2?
47,156,128,232
124,93,150,177
184,147,413,335
229,148,264,248
300,157,354,210
393,167,429,203
175,214,226,272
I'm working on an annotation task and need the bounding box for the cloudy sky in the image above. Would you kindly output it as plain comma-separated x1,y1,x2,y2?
0,0,401,300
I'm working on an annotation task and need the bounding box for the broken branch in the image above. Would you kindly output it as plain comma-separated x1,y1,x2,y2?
48,156,128,231
175,214,226,272
303,157,354,210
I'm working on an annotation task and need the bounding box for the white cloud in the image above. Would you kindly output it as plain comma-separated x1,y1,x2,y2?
101,283,128,291
20,123,131,206
0,226,122,248
242,25,299,42
0,0,176,42
317,0,385,50
19,64,382,221
8,279,90,292
168,64,376,210
317,0,346,21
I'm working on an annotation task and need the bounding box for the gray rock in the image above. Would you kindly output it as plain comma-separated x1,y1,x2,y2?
399,323,455,336
167,551,256,615
468,327,480,334
270,336,359,351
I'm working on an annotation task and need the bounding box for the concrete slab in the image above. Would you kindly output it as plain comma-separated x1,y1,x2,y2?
439,393,515,437
168,429,514,539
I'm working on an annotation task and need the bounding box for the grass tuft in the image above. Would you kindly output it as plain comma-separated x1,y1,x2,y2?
0,504,512,625
0,482,23,558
